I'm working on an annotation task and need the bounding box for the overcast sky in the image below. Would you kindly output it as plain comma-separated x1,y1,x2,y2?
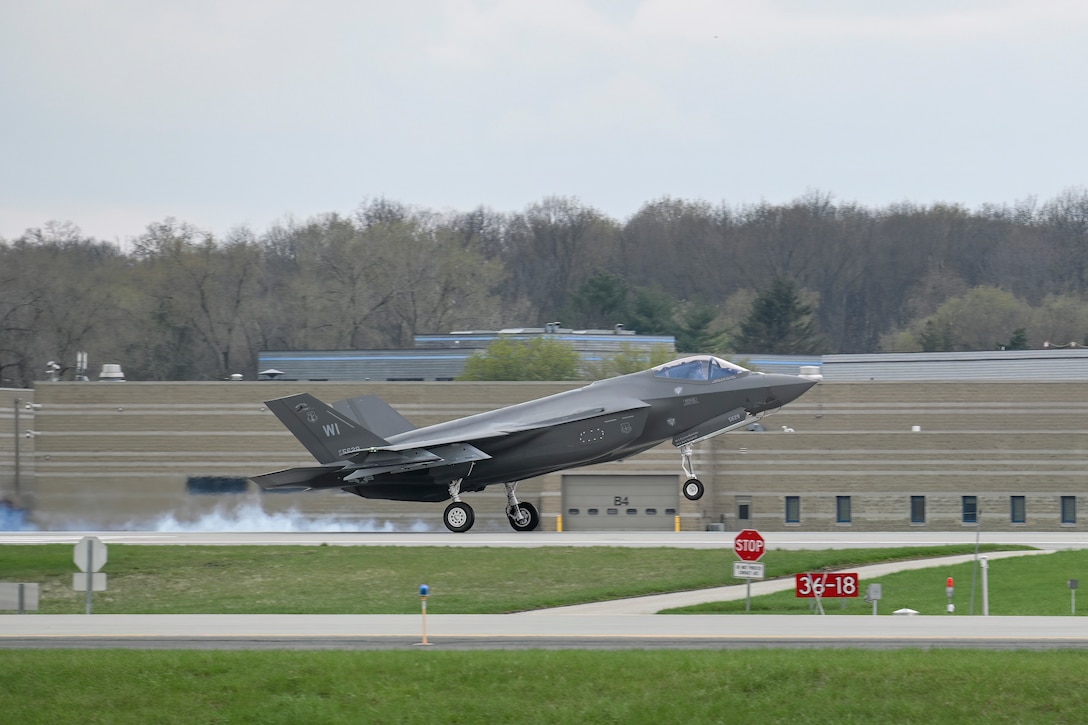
1,1,1085,243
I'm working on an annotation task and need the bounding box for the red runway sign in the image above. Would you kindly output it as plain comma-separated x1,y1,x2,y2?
795,572,859,598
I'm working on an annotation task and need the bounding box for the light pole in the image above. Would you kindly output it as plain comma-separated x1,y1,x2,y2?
13,397,19,497
13,400,41,500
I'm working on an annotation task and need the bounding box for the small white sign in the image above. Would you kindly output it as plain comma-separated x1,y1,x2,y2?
73,572,108,592
0,583,39,610
733,561,765,579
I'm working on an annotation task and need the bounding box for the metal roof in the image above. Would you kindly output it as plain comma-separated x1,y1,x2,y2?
258,349,471,381
260,330,677,381
821,349,1088,381
733,354,823,376
262,338,1088,383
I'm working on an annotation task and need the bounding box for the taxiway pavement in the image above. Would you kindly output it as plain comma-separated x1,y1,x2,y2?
3,612,1086,651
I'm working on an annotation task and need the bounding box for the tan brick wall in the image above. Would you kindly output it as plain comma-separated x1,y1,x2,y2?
14,379,1088,532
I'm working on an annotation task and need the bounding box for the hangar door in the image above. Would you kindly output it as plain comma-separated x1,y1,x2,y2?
562,475,678,531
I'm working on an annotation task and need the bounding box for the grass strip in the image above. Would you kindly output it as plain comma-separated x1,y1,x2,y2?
1,649,1086,724
0,543,1026,614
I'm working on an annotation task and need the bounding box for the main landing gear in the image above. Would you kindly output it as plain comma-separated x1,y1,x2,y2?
441,479,540,533
504,482,540,532
443,479,475,532
679,443,704,501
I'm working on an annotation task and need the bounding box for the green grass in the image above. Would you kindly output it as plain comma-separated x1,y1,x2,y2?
0,543,1027,614
667,549,1088,615
4,545,1086,723
2,649,1087,724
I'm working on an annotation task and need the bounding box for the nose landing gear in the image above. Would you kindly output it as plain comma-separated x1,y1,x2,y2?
680,444,704,501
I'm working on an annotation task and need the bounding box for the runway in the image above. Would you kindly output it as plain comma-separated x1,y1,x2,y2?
3,613,1087,651
2,531,1085,650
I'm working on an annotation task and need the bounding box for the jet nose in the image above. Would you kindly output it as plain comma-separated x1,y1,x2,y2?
767,374,818,406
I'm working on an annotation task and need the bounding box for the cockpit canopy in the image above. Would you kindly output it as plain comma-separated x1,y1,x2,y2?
652,355,749,382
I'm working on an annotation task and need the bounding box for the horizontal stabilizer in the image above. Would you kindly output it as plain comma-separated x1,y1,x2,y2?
343,443,491,481
251,466,345,490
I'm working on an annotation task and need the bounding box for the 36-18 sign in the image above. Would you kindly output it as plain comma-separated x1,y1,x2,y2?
795,572,859,598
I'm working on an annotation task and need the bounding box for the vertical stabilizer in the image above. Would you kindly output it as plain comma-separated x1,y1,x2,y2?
265,393,390,464
332,394,417,437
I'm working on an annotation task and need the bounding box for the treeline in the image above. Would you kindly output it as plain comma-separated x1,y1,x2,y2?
2,189,1088,386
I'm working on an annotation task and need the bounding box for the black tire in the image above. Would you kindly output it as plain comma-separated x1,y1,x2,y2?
443,501,475,532
682,478,704,501
507,501,540,532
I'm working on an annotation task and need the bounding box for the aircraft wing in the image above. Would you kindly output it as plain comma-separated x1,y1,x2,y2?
377,398,652,449
496,398,651,433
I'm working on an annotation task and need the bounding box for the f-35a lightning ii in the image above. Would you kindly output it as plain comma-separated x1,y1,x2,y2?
253,355,816,532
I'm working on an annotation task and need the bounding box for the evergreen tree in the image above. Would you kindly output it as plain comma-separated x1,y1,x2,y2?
918,319,955,352
734,279,824,354
674,303,719,353
628,287,676,336
1003,328,1029,350
564,272,630,328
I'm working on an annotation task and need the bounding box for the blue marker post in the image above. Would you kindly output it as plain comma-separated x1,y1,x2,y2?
416,584,432,646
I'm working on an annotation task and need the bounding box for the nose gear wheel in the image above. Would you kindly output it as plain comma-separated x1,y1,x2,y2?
679,444,705,500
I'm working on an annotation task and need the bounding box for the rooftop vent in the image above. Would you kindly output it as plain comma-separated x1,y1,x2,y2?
98,364,126,382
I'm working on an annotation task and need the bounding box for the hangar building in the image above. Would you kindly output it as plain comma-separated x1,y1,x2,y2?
1,348,1086,533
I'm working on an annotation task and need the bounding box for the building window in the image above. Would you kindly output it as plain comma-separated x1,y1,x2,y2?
910,495,926,524
836,496,851,524
737,503,750,521
1061,496,1076,524
785,496,800,524
1010,496,1026,524
962,496,978,524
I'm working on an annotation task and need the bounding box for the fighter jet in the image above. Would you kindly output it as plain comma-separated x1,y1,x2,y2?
253,355,816,532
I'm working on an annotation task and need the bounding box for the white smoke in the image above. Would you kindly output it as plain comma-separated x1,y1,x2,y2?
135,501,432,533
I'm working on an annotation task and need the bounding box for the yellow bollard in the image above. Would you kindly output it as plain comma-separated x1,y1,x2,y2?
557,514,563,533
674,515,681,532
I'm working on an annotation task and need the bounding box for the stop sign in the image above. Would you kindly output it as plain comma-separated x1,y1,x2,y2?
734,529,765,562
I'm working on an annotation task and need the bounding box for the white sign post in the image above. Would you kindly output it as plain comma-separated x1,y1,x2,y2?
73,536,108,614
